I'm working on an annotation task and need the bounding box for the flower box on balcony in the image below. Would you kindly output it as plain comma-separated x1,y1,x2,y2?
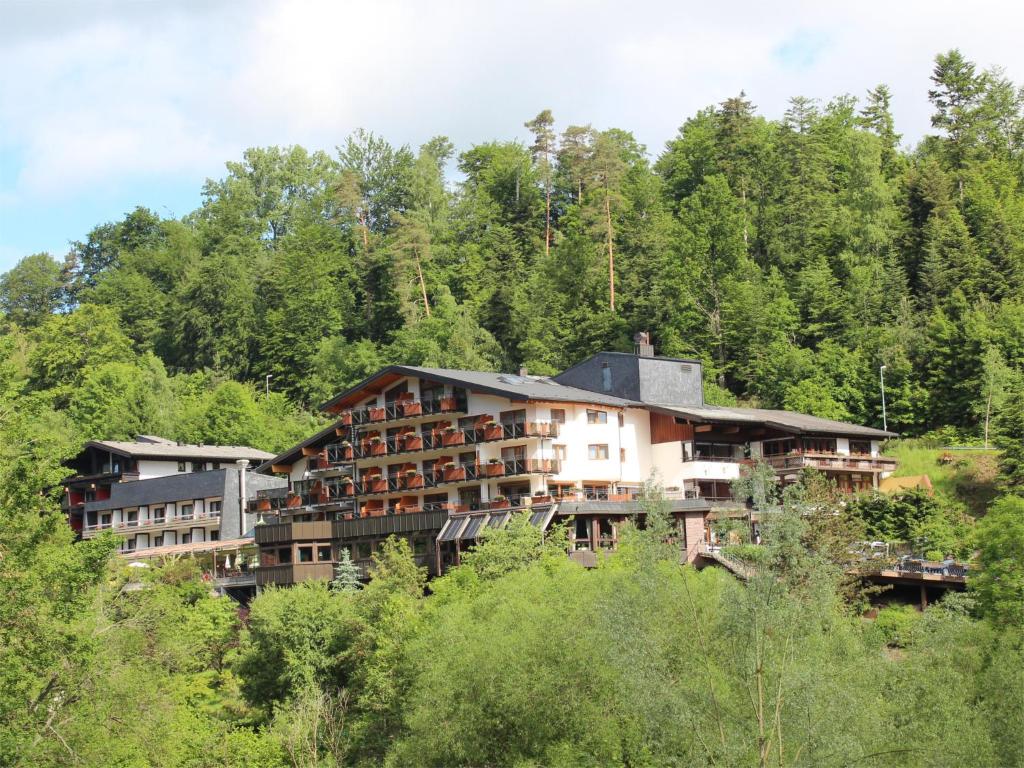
532,494,552,504
366,479,388,494
442,429,465,447
482,423,504,440
286,493,303,508
340,412,353,426
403,434,423,451
370,442,388,457
368,406,386,422
440,396,458,412
483,461,505,477
401,400,422,417
488,496,509,509
443,464,466,482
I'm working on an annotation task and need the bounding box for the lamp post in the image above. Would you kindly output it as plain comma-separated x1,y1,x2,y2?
880,365,888,432
265,374,272,398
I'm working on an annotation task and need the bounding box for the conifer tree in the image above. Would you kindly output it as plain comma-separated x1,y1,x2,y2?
332,548,362,592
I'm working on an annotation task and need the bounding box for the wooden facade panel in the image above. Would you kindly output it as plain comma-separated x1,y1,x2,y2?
650,412,694,444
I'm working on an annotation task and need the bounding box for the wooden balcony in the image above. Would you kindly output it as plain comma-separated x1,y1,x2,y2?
345,420,558,462
337,394,468,428
762,452,897,474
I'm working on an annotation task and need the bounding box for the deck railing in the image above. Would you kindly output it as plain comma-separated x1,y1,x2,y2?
338,394,469,427
310,420,559,468
762,452,897,473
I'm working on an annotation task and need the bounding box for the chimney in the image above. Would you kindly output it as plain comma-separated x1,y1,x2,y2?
236,459,250,536
518,366,529,377
633,331,654,358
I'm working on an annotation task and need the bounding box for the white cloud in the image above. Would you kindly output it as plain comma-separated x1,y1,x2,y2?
2,0,1024,207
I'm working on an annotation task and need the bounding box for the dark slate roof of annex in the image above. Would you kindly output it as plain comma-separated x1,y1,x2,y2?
86,439,274,462
652,404,895,439
84,469,229,513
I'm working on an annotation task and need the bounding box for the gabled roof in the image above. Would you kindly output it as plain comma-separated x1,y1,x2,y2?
85,439,275,462
651,404,895,439
318,365,638,413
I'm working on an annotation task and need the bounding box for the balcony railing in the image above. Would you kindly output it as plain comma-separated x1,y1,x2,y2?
257,458,561,514
762,452,897,473
82,510,221,537
337,394,469,427
312,420,559,468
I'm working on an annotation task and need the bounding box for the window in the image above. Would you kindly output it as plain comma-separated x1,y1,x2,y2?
553,444,567,461
278,547,293,564
355,541,372,560
412,538,428,556
192,461,204,473
177,461,186,472
550,408,565,424
317,545,332,562
180,504,194,520
210,530,219,541
126,510,138,524
618,412,625,427
849,440,871,455
601,362,612,391
153,507,165,523
85,489,97,502
694,443,735,460
500,409,527,426
211,461,220,470
298,546,314,563
588,444,609,460
101,513,112,527
586,410,607,424
620,448,626,462
583,484,610,500
181,533,191,544
153,535,163,547
209,500,222,513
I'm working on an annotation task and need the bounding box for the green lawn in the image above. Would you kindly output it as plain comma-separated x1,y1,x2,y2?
882,441,1000,515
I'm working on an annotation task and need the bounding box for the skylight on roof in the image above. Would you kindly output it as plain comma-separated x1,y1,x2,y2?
497,374,528,385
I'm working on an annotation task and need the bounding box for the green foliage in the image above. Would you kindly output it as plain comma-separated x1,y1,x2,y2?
0,253,65,328
873,604,923,647
969,494,1024,627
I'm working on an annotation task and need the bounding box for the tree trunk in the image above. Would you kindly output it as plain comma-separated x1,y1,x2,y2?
414,246,431,317
545,182,551,258
606,192,615,312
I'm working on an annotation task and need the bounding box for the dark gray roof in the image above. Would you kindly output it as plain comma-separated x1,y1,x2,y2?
85,469,230,512
83,470,287,513
653,405,895,438
87,439,274,462
318,365,638,412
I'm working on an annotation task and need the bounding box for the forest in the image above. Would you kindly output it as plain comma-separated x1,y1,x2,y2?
0,49,1023,766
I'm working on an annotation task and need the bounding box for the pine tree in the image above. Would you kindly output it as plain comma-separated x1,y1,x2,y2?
994,371,1024,492
929,49,986,173
858,84,902,175
331,547,362,592
525,110,557,258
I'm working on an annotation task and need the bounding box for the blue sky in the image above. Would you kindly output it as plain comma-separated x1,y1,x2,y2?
2,0,1022,271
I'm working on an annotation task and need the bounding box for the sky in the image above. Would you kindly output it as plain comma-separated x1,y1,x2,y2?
1,0,1022,271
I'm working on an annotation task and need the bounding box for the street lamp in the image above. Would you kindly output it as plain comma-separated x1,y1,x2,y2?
265,374,272,398
880,365,888,432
